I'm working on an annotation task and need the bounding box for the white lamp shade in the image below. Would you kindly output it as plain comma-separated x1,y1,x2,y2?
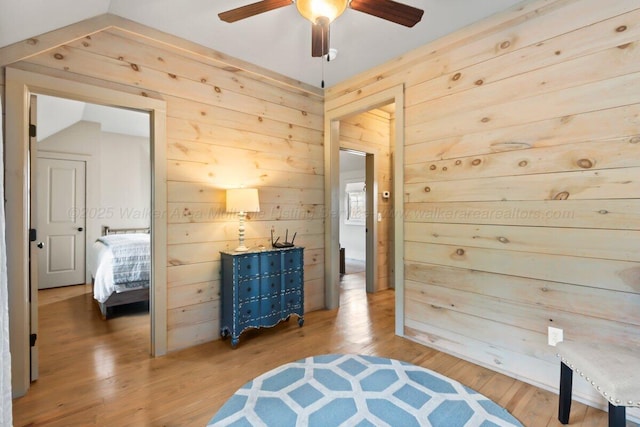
226,188,260,213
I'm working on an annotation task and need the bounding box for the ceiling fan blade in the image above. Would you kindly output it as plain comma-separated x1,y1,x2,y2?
349,0,424,27
311,18,330,57
218,0,293,23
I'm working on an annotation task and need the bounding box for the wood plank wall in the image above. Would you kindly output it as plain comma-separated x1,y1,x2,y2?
327,0,640,412
340,110,392,290
3,24,324,352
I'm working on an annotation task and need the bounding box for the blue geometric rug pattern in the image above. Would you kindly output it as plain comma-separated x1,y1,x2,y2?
208,354,523,427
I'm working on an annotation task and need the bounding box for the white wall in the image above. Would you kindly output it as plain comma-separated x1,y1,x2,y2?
339,159,366,261
99,131,151,230
38,120,150,282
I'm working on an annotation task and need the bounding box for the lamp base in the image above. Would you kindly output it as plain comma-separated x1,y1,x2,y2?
234,245,249,252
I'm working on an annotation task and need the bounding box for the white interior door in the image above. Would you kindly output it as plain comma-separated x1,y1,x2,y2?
36,157,86,289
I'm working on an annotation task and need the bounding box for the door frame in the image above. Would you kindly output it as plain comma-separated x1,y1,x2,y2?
364,152,376,294
324,85,405,336
5,67,168,397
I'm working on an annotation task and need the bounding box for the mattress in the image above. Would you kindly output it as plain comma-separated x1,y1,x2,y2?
90,233,150,303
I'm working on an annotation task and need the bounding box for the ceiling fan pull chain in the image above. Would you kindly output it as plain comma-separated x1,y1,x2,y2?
321,25,326,88
321,55,325,88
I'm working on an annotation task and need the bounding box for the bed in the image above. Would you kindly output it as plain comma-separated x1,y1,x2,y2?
90,226,151,319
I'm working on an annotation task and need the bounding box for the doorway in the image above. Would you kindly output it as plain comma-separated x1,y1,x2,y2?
337,113,387,296
32,92,153,383
33,92,152,383
339,149,367,288
324,85,405,336
5,67,168,397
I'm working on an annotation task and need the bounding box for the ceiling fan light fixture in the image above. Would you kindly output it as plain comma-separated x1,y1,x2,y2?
296,0,348,23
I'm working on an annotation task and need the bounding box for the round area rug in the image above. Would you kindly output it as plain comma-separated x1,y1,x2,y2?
208,354,523,427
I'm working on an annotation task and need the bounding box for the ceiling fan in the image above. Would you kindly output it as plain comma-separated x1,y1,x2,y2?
218,0,424,58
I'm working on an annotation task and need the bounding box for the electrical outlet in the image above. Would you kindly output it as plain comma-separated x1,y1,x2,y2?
548,326,563,346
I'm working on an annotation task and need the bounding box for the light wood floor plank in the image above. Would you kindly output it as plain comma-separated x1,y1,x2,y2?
12,277,617,426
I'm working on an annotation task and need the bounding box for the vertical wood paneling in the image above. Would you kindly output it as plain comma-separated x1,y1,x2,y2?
3,21,324,352
326,0,640,416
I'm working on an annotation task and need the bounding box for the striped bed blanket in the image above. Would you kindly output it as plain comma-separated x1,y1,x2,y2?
96,233,150,285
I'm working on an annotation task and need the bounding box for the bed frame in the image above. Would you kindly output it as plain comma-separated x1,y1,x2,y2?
94,226,151,319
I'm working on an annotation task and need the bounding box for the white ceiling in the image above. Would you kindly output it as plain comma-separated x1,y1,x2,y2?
37,95,150,141
0,0,524,88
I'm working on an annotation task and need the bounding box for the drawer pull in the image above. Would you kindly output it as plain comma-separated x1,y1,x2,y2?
247,310,251,315
247,287,252,292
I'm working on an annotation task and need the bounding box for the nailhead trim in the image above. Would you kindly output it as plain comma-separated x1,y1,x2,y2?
560,354,640,407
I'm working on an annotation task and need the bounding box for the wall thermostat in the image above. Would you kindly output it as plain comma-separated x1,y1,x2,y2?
382,191,390,199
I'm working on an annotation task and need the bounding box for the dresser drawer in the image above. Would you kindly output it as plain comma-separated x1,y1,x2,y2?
238,300,259,326
260,252,281,275
260,275,281,296
283,250,303,271
283,271,301,291
283,290,302,311
237,278,260,301
236,255,260,278
260,295,281,319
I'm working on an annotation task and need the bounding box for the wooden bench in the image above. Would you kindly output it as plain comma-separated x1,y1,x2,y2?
556,341,640,427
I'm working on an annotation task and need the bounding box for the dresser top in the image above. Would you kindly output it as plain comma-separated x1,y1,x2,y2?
220,246,303,256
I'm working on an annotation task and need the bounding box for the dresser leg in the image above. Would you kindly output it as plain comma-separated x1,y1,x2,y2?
298,317,304,327
231,337,239,349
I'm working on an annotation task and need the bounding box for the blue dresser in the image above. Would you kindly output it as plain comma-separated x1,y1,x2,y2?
220,247,304,348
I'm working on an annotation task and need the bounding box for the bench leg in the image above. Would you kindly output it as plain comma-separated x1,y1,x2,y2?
608,403,625,427
558,362,573,424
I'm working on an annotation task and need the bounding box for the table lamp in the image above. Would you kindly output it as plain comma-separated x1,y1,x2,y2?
226,188,260,252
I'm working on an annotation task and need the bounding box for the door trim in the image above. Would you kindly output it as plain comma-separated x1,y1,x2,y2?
5,67,168,397
28,95,39,381
324,84,405,336
364,153,377,294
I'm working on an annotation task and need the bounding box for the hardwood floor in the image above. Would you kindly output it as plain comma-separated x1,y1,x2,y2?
12,277,617,426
